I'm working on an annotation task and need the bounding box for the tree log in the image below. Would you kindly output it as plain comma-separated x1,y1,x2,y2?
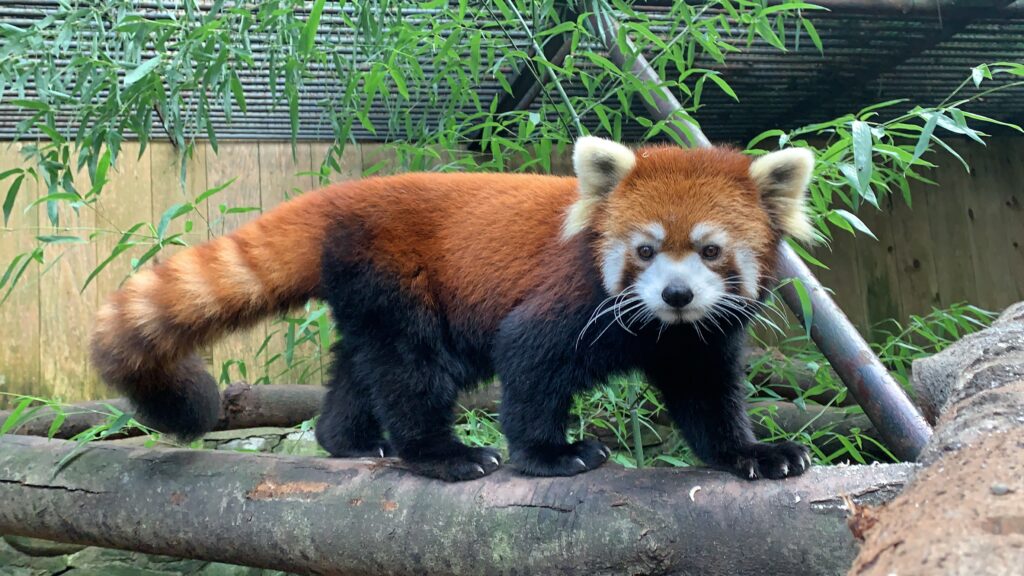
850,303,1024,575
0,434,913,576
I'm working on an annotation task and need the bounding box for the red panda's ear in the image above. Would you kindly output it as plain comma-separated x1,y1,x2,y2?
749,148,816,244
563,137,636,239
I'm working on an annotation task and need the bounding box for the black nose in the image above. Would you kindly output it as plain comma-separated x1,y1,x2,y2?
662,285,694,308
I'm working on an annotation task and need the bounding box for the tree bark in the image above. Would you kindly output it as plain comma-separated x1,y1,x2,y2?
0,383,325,440
849,304,1024,575
0,434,913,576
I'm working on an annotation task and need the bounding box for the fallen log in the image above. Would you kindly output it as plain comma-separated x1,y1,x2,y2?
0,383,324,440
0,434,912,576
850,303,1024,575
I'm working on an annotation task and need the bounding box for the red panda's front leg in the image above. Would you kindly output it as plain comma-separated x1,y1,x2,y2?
647,331,811,480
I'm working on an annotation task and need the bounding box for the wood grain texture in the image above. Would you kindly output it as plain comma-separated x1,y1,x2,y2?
888,184,940,319
38,152,99,402
814,230,869,336
924,160,979,306
855,197,904,342
0,144,41,407
957,141,1019,310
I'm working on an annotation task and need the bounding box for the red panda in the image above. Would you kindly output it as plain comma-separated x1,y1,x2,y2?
90,137,815,482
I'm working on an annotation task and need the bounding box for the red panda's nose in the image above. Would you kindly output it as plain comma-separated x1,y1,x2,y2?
662,285,694,308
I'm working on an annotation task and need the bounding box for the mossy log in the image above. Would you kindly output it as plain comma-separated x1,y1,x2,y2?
0,434,913,576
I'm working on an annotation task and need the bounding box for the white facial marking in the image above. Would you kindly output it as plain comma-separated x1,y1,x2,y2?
690,221,729,248
733,248,759,299
636,252,726,323
644,222,666,243
601,240,627,294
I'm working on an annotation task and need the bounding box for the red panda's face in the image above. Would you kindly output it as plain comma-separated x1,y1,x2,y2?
565,137,815,328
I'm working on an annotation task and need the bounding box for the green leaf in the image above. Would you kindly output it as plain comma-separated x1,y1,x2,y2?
1,397,33,434
10,99,49,112
792,277,813,336
912,113,938,164
36,235,86,244
196,176,238,204
706,73,738,102
88,149,111,197
832,209,877,240
801,18,823,54
851,120,873,194
156,202,193,240
229,70,247,114
124,55,162,87
300,0,327,56
47,411,66,438
3,173,24,225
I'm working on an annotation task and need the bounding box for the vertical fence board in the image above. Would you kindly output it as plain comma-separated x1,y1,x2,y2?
0,144,40,407
205,142,266,385
38,153,98,402
957,142,1019,310
924,163,979,306
814,231,869,336
993,138,1024,303
888,185,940,319
855,198,903,341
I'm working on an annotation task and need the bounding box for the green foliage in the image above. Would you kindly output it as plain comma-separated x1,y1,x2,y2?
1,1,1021,466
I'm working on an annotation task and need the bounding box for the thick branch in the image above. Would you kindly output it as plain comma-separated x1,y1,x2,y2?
0,383,324,440
0,434,912,576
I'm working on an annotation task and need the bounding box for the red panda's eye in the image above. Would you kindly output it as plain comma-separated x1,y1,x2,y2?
701,245,721,260
637,245,655,261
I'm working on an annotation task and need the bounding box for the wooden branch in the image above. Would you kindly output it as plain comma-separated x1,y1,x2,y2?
0,383,324,440
0,434,913,576
850,303,1024,575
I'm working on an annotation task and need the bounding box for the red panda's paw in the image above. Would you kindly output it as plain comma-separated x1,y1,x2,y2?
731,441,812,481
402,445,503,482
510,438,611,477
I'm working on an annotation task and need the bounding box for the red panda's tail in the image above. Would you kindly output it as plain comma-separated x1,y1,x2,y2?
89,189,334,439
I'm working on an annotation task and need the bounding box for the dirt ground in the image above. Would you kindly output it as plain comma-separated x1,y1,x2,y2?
850,428,1024,575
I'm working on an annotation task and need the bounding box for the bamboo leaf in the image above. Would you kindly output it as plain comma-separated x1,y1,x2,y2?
124,56,162,87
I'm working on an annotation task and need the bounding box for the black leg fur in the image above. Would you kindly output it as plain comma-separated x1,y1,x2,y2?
648,330,810,480
315,341,393,458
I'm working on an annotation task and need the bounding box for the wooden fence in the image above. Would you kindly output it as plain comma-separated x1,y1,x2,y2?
1,137,1021,405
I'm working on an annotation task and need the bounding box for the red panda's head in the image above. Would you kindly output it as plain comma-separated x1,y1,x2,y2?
565,136,815,326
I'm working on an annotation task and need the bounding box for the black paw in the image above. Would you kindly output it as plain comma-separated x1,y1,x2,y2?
729,441,812,480
510,438,610,477
403,445,503,482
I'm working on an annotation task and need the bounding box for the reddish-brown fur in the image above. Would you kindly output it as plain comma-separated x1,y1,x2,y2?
91,146,779,417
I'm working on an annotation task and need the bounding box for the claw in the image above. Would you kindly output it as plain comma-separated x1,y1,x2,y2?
780,463,789,477
574,457,587,471
378,447,385,458
486,455,500,467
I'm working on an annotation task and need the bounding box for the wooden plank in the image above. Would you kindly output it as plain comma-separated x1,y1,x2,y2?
991,136,1024,304
39,152,99,402
94,142,153,311
855,197,904,342
923,153,979,307
888,182,940,319
257,142,316,385
813,230,870,337
957,140,1019,311
0,144,41,407
206,142,266,385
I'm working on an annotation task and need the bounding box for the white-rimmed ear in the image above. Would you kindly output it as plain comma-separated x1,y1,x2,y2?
563,136,635,239
750,148,815,243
